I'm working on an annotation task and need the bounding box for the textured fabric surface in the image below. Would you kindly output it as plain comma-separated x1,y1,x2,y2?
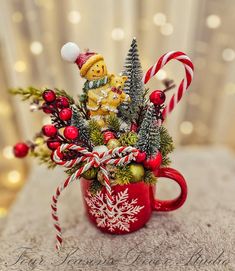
0,147,234,271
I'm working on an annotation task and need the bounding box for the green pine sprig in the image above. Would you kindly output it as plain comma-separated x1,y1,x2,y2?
88,120,104,146
119,132,138,146
9,86,75,104
144,170,158,184
159,126,174,166
114,166,133,185
9,86,43,101
30,147,56,169
106,114,120,132
88,179,103,195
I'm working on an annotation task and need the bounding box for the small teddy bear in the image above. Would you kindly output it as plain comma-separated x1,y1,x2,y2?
100,75,130,114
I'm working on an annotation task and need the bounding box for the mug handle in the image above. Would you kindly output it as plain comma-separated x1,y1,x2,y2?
152,167,187,211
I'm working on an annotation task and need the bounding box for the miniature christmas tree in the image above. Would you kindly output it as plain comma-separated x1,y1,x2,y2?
136,103,160,157
118,38,145,124
70,105,92,148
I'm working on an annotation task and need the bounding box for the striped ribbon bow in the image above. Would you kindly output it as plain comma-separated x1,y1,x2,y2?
51,143,139,250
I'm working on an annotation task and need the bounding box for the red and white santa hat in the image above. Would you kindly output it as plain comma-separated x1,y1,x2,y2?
61,42,103,77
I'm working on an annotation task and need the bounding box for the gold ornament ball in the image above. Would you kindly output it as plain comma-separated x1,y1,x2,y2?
129,163,145,182
82,168,98,180
107,139,121,149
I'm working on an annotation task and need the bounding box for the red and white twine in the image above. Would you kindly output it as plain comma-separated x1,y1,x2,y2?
142,51,194,121
51,143,139,250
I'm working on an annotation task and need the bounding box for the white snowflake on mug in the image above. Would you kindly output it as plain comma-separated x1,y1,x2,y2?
85,188,144,232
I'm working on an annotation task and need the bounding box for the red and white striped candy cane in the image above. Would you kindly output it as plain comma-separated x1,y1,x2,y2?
143,51,194,121
51,144,138,250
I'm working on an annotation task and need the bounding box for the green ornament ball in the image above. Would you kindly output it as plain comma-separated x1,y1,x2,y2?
107,139,121,149
82,167,98,180
129,163,145,182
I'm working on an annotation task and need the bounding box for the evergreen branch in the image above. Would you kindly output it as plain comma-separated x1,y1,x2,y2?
106,114,120,132
88,179,103,195
159,126,175,166
30,147,56,169
9,86,75,104
88,120,104,146
114,166,133,185
144,170,158,184
9,86,43,101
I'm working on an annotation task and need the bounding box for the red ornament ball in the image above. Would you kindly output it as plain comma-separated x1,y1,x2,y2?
136,151,147,163
143,152,162,170
56,97,69,108
42,102,54,114
42,124,57,137
103,131,116,144
13,142,29,158
43,89,56,103
150,90,166,105
64,126,79,140
59,108,72,121
47,139,61,150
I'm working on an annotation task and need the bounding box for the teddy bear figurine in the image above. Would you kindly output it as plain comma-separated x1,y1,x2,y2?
61,42,130,127
100,75,130,115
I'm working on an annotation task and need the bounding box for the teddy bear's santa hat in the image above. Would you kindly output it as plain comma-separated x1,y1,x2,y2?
61,42,103,77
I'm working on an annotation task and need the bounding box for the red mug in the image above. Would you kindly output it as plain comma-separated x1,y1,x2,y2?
80,167,187,234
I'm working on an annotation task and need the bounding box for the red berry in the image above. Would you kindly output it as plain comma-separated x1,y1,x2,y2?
13,142,29,158
103,131,115,144
143,152,162,170
42,124,57,137
43,89,56,103
136,151,147,163
130,122,138,132
56,97,69,108
42,102,54,114
59,108,72,121
64,126,79,140
47,139,61,150
150,90,166,105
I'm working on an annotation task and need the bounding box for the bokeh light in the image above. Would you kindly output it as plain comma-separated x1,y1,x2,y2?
180,121,194,135
14,61,27,72
155,70,167,80
160,23,174,36
111,28,125,41
222,48,235,62
2,146,14,160
67,11,81,24
153,13,166,26
30,41,43,55
206,14,221,29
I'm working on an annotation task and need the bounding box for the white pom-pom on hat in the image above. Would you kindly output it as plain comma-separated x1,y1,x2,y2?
61,42,80,62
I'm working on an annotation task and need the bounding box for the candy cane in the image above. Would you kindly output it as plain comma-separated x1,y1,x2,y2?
51,144,139,250
143,51,194,121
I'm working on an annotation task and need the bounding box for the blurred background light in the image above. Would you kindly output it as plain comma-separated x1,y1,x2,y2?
206,14,221,29
0,207,7,218
7,170,21,184
180,121,194,135
0,101,11,117
155,69,167,80
222,48,235,62
160,23,174,36
30,41,43,55
153,12,166,26
2,146,14,160
111,28,125,41
67,10,81,24
14,61,27,72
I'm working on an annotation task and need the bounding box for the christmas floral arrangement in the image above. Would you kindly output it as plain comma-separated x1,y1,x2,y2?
11,38,194,250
